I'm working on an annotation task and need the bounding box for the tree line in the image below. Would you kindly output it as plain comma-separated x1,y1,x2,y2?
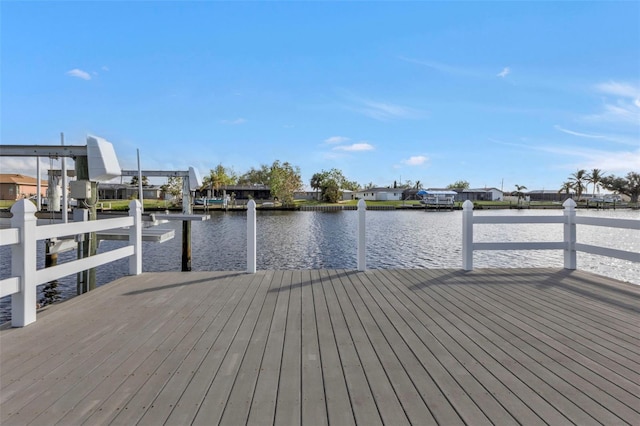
560,169,640,203
134,163,640,205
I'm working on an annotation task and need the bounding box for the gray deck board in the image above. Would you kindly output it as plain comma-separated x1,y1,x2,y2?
330,269,410,424
300,269,328,426
310,269,354,426
1,268,639,425
245,270,288,425
274,269,303,425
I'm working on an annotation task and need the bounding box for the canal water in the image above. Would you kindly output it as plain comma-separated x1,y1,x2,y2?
1,208,638,323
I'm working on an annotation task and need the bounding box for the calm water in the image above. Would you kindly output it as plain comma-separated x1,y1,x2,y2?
1,208,638,322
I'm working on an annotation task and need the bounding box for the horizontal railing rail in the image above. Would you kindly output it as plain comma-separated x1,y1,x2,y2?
574,216,640,229
1,199,142,327
34,216,134,240
463,199,639,270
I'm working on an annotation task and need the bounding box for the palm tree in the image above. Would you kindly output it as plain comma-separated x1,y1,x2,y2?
569,169,588,200
588,168,603,196
203,164,236,197
558,181,573,200
310,172,327,201
514,184,527,205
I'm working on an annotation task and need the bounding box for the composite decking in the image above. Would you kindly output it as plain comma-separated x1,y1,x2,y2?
1,268,639,425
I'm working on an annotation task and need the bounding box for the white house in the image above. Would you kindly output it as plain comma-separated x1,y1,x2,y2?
456,188,503,202
295,187,355,201
355,188,403,201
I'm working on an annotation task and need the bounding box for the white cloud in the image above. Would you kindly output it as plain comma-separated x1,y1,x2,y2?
66,68,91,80
333,143,374,152
542,146,640,173
350,98,423,121
324,136,349,144
595,81,640,99
0,157,61,176
585,101,640,125
221,118,247,125
101,66,110,72
401,155,429,166
585,81,640,125
508,140,640,173
554,125,605,139
398,56,479,78
497,67,511,78
554,125,638,146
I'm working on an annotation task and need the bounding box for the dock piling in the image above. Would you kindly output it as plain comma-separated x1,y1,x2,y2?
247,200,256,273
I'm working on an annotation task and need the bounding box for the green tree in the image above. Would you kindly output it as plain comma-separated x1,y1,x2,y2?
344,180,360,191
269,160,302,205
203,164,237,197
601,172,640,203
130,175,150,186
568,169,588,200
587,168,604,196
238,165,270,185
160,176,183,201
322,180,341,203
447,180,470,190
310,168,358,203
310,171,329,201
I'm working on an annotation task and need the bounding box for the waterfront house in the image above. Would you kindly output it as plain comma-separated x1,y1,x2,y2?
355,187,404,201
294,186,317,201
455,188,503,202
98,183,163,200
295,187,355,202
0,173,48,200
197,184,272,201
526,189,571,203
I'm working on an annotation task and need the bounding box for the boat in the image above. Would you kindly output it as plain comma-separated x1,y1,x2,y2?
417,190,456,206
194,198,224,205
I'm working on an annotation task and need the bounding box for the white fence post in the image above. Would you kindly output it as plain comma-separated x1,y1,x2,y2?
247,200,256,274
462,200,474,271
11,200,37,327
563,198,577,269
357,199,366,271
129,199,142,275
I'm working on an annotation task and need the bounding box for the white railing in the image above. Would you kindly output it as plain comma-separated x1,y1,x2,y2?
246,198,368,273
0,199,142,327
462,199,639,270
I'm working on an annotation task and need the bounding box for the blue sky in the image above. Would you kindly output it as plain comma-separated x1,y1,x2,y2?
2,1,639,191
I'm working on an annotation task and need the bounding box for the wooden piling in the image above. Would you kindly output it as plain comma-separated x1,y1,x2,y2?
182,220,191,272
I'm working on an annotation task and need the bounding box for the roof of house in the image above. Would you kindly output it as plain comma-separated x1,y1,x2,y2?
526,190,570,194
357,187,403,193
0,174,48,186
428,187,503,193
211,184,271,191
98,183,162,189
463,187,503,193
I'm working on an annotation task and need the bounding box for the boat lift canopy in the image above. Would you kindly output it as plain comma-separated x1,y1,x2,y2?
417,190,457,196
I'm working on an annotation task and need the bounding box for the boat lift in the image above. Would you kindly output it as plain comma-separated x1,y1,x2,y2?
120,166,201,215
2,137,208,275
120,165,207,271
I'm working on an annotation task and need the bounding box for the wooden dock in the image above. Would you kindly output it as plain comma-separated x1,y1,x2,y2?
1,268,638,425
